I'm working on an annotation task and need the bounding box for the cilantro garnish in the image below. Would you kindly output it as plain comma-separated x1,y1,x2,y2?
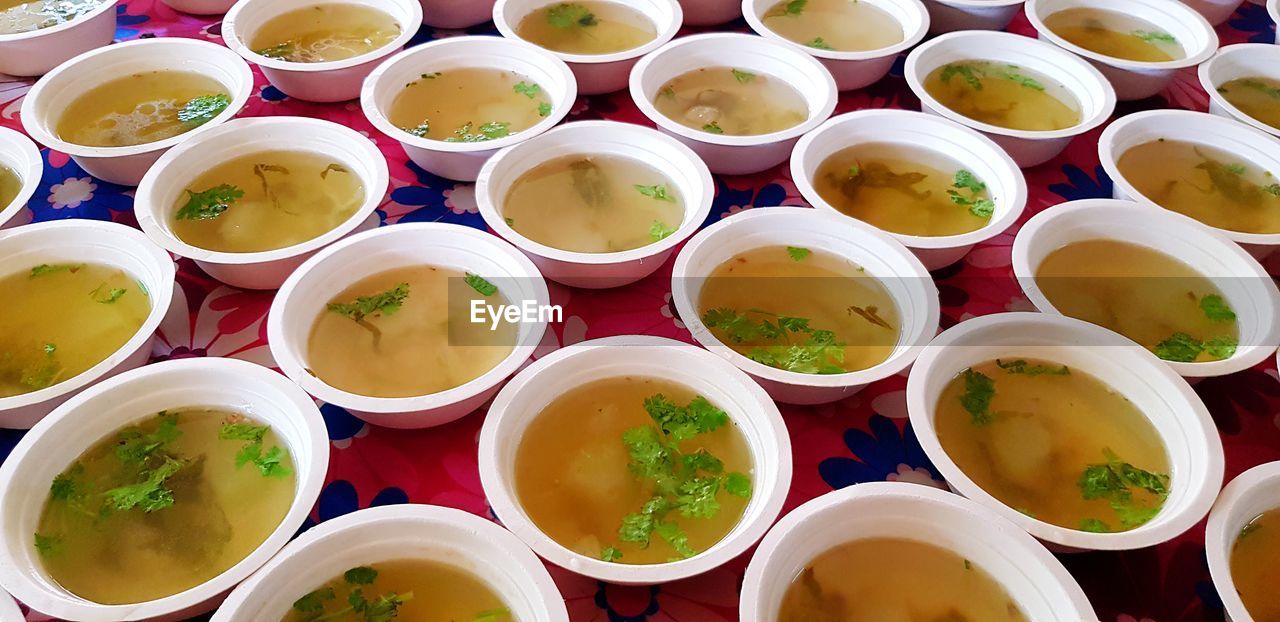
995,66,1045,91
254,43,293,59
29,263,83,278
701,308,849,375
786,246,810,261
514,81,541,99
940,63,984,90
805,37,833,51
177,93,231,127
473,609,511,622
445,121,512,143
732,69,756,83
634,184,675,202
702,121,724,135
33,533,61,557
947,170,995,218
464,273,498,297
1199,294,1236,322
547,3,597,28
1154,332,1237,362
103,456,186,512
767,0,806,16
649,220,677,242
599,394,751,560
1079,518,1111,533
1134,30,1178,44
176,184,244,221
995,359,1069,376
19,341,61,390
220,419,291,478
959,368,994,425
290,565,415,622
538,102,552,117
91,283,126,304
401,122,430,138
327,283,411,323
1077,449,1169,530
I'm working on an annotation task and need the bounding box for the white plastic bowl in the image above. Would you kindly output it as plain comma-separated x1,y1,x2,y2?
906,312,1225,551
792,109,1028,270
0,357,329,621
212,504,569,622
161,0,236,15
0,590,21,621
1200,44,1280,139
740,482,1097,621
223,0,422,103
0,0,117,77
628,32,838,175
1272,0,1280,43
1026,0,1219,101
905,30,1117,168
1012,199,1280,380
1206,461,1280,622
743,0,930,91
1099,109,1280,259
268,222,550,429
922,0,1024,33
679,0,740,24
494,0,683,96
420,0,496,27
361,35,577,182
0,220,175,429
478,335,792,584
134,117,389,290
19,38,254,186
1180,0,1246,25
671,207,940,405
475,120,713,289
0,127,42,230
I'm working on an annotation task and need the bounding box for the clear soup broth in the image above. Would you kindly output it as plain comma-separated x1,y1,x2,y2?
284,559,511,622
0,0,108,35
1042,7,1184,62
389,68,552,143
1231,508,1280,622
653,67,808,137
516,1,657,55
761,0,905,52
924,60,1081,132
56,71,231,148
250,3,402,63
1217,77,1280,131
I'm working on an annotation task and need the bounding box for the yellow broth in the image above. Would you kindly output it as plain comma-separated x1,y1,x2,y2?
388,68,551,142
283,559,511,622
1217,77,1280,131
0,164,20,209
56,71,230,148
0,263,150,398
249,3,402,63
516,1,657,55
0,0,107,35
1231,508,1280,622
653,67,808,136
1042,7,1184,62
924,60,1082,131
761,0,905,52
36,409,297,604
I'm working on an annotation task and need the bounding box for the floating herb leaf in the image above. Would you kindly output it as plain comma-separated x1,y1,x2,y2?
401,122,430,138
806,37,833,50
649,220,677,242
995,359,1070,376
514,81,541,98
1199,294,1236,322
786,246,810,261
327,283,410,323
634,184,675,202
465,273,498,296
177,93,231,127
946,170,995,218
1077,448,1169,529
732,68,756,83
29,263,83,278
547,3,597,28
175,184,244,221
959,369,995,425
1134,30,1177,44
702,121,724,135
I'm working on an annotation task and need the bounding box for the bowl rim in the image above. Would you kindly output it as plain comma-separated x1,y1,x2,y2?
627,32,840,148
903,29,1118,141
491,0,685,66
1097,108,1280,246
0,220,176,414
670,206,941,389
132,116,390,265
738,482,1098,621
0,356,330,620
905,311,1225,551
18,37,254,159
266,221,551,415
1024,0,1220,71
1010,198,1280,379
0,126,44,229
477,334,793,584
0,0,119,43
1204,460,1280,622
221,0,423,73
358,35,578,154
211,504,571,622
1198,43,1280,139
741,0,932,62
474,120,715,266
790,108,1029,250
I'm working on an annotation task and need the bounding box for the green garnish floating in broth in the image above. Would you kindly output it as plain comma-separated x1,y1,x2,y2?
177,93,232,127
286,559,513,622
176,184,244,221
1077,448,1170,530
547,2,597,28
327,283,411,323
464,273,498,297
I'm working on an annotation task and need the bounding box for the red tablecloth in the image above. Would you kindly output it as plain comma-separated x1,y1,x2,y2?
3,2,1279,620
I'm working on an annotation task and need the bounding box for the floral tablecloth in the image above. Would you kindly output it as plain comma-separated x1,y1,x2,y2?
3,2,1280,621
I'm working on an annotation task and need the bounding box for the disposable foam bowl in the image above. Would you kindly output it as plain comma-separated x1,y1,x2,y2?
0,221,175,429
740,482,1097,621
1200,44,1280,139
267,222,550,429
921,0,1024,33
161,0,235,15
1206,461,1280,622
361,35,576,182
211,505,569,622
1273,0,1280,43
1180,0,1246,25
0,0,117,76
670,207,940,405
19,38,253,186
420,0,496,28
679,0,740,24
792,109,1028,270
0,589,21,621
1098,109,1280,259
743,0,930,91
494,0,682,96
0,357,329,622
906,312,1225,551
1012,199,1280,380
478,335,792,584
905,30,1117,168
223,0,422,102
628,32,838,176
475,120,713,289
134,117,389,291
1026,0,1218,101
0,127,42,230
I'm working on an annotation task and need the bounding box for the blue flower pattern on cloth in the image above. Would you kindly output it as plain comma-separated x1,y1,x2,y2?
1048,164,1114,202
297,480,409,535
29,151,133,222
819,414,943,489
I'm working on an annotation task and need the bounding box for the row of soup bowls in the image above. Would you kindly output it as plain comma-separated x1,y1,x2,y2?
0,217,1274,619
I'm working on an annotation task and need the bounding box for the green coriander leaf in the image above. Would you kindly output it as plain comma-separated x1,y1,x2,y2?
623,426,672,480
953,170,986,194
995,66,1045,91
91,284,127,304
786,246,811,261
473,608,509,622
654,522,695,558
619,511,658,546
253,445,291,478
292,587,336,614
444,121,512,143
345,566,378,585
725,472,752,498
600,546,623,562
1204,334,1237,360
732,68,756,83
995,359,1070,376
50,465,82,502
676,476,722,519
1133,30,1177,44
538,102,552,117
464,273,498,296
103,457,186,513
1199,294,1236,322
327,283,410,322
702,121,724,134
1154,332,1204,362
34,533,61,557
1226,162,1248,175
848,164,861,178
1079,518,1111,533
29,263,83,278
364,592,413,622
806,37,833,50
940,63,984,90
769,0,806,16
177,93,232,126
649,219,677,242
235,441,261,469
1264,183,1280,197
514,81,541,98
254,43,293,59
401,122,430,138
43,343,56,355
219,422,267,442
634,184,676,202
176,184,244,221
968,198,995,218
959,369,995,425
681,449,724,475
547,3,597,28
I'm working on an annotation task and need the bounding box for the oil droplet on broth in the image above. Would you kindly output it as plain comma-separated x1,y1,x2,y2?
55,71,229,148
